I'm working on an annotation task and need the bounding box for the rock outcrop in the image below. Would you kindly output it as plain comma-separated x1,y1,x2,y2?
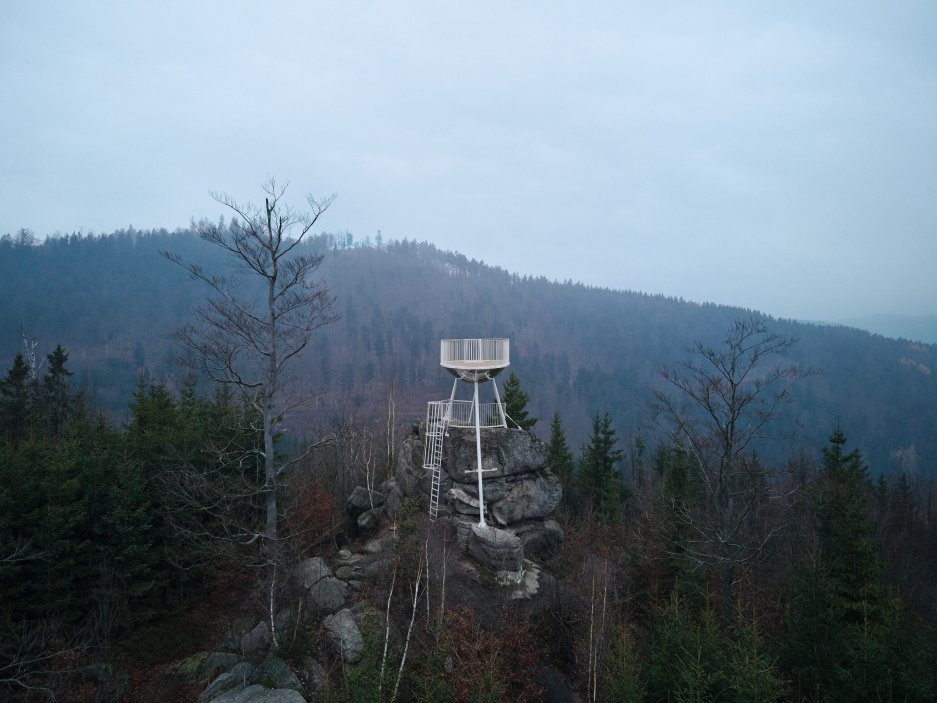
206,684,306,703
188,546,382,703
323,608,365,664
240,621,271,656
396,425,564,572
468,524,524,581
346,486,384,521
293,557,349,614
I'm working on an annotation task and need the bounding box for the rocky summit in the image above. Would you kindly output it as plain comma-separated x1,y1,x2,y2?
394,424,565,570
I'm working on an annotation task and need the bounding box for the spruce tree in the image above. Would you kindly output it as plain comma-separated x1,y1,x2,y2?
578,412,624,521
784,427,904,702
817,428,884,617
546,412,575,503
501,372,537,430
41,345,74,439
0,353,36,443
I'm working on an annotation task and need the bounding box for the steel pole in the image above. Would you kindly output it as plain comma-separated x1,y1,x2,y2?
474,380,486,527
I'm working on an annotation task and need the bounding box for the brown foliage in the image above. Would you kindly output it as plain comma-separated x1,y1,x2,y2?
438,607,543,703
281,474,342,556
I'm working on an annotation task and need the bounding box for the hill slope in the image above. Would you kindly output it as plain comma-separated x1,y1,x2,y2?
1,230,934,474
837,314,937,346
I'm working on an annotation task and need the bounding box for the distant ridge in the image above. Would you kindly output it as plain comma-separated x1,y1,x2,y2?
833,314,937,346
1,229,935,476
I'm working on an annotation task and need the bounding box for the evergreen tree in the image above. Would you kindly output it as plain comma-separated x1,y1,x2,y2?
38,417,120,622
642,595,785,703
546,412,575,503
653,443,708,605
578,412,625,521
40,345,74,439
501,372,537,430
784,428,912,702
0,352,276,696
817,428,884,617
0,353,36,443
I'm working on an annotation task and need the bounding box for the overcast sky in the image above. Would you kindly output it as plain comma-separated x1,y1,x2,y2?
2,1,935,322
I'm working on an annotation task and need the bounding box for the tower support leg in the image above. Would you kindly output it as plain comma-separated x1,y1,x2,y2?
491,378,507,428
474,381,486,527
447,377,458,422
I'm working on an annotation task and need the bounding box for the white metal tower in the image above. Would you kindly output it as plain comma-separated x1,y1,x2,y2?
422,338,510,525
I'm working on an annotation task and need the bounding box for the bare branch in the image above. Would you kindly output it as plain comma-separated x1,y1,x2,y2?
160,178,338,632
652,315,812,625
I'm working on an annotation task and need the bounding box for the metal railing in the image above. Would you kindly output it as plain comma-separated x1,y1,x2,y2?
440,338,510,368
425,399,506,435
445,400,505,428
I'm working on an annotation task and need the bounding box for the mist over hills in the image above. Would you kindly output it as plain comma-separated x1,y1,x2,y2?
1,228,934,476
835,314,937,346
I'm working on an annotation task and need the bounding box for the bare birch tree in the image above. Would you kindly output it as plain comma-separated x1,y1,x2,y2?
162,178,337,635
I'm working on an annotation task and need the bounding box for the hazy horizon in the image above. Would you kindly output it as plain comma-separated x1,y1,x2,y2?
2,2,935,323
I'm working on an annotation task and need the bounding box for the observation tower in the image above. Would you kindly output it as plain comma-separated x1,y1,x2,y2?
423,338,510,524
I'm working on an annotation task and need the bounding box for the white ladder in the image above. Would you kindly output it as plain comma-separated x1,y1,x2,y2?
423,401,449,521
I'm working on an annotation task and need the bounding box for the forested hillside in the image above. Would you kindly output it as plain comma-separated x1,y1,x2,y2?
1,228,935,474
3,227,937,702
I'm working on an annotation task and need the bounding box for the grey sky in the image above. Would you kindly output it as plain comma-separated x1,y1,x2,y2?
2,1,935,322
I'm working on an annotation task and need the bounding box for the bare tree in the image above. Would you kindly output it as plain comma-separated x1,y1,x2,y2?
159,410,275,564
18,326,43,381
162,178,337,638
384,379,398,477
653,316,812,625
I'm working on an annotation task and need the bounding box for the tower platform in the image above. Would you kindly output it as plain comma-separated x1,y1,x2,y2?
440,338,510,382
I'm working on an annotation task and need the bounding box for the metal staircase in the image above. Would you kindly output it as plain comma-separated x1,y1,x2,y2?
422,401,449,521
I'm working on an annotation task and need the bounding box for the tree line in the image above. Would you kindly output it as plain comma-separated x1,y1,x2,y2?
509,320,937,702
0,341,270,695
5,333,936,701
1,228,935,474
